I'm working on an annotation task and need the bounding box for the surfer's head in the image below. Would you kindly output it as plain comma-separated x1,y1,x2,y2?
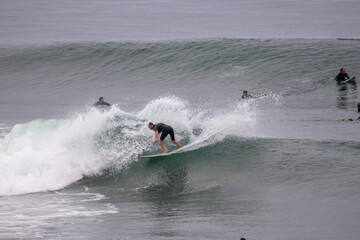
340,68,346,73
148,122,154,130
99,97,104,103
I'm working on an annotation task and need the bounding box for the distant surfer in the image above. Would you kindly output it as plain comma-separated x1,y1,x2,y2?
93,97,111,107
148,122,182,154
241,90,253,99
335,68,350,83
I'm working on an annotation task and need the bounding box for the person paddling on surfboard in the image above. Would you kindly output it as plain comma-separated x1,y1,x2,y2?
335,68,350,83
148,122,182,154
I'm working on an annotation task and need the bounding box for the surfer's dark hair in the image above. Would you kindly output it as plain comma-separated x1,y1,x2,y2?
99,97,104,101
148,122,154,128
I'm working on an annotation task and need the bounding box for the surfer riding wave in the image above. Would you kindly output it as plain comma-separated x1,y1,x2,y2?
148,122,183,154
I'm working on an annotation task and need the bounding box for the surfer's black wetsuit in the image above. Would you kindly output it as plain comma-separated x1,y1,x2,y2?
335,72,350,83
93,101,111,106
153,123,175,141
242,94,253,99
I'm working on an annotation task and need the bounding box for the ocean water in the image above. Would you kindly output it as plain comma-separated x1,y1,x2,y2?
1,1,360,240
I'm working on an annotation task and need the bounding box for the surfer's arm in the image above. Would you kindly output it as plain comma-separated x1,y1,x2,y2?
335,73,340,82
154,130,159,143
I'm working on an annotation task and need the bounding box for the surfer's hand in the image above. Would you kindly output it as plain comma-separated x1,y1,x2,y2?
154,139,158,143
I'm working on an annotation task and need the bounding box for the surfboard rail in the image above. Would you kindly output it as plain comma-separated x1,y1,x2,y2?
139,153,173,158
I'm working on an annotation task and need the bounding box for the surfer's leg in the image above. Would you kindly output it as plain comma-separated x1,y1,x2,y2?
159,140,167,154
160,131,169,141
169,129,182,148
159,131,170,154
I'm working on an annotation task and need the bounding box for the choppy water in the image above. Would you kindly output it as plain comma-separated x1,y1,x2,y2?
1,1,360,239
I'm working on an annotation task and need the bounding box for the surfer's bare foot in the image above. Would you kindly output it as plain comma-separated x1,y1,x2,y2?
172,140,182,148
161,151,167,154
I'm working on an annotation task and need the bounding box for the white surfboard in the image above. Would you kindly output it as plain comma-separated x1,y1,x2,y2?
139,144,191,158
139,141,207,158
338,76,356,84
